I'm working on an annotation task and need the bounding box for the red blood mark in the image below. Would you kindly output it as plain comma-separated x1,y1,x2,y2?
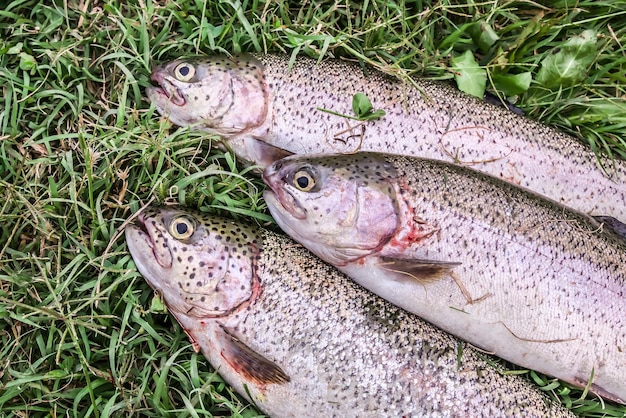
385,182,439,252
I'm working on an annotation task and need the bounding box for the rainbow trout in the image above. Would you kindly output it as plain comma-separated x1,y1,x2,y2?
125,207,573,417
147,54,626,222
262,152,626,404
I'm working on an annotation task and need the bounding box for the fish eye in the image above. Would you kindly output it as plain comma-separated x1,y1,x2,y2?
173,63,195,82
292,169,316,192
169,215,195,240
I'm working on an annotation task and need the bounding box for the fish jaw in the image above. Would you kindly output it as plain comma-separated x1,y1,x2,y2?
263,190,350,266
125,212,174,288
125,208,261,318
261,164,307,220
147,56,271,141
148,68,186,107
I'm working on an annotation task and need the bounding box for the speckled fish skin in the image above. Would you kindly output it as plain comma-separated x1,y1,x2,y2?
147,54,626,222
125,207,574,417
262,152,626,404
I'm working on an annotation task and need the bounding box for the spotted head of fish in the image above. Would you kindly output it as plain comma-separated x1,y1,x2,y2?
147,55,269,138
264,152,462,284
262,152,405,266
125,207,262,318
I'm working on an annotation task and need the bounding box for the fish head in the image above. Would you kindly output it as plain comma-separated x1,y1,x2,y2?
147,55,269,138
263,152,401,266
125,207,261,318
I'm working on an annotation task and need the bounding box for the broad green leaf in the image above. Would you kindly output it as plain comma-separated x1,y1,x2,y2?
7,42,23,54
492,72,532,96
150,294,168,313
451,50,486,98
352,92,374,117
537,29,597,89
468,21,500,52
351,93,386,121
19,52,36,71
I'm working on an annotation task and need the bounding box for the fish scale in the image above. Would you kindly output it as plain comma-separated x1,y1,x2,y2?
125,207,574,417
147,54,626,222
262,152,626,404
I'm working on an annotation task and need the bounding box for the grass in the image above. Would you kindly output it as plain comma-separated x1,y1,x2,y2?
1,0,625,416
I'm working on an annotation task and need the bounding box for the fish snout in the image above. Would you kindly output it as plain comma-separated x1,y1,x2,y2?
150,64,167,84
147,67,186,107
261,162,281,190
268,158,284,173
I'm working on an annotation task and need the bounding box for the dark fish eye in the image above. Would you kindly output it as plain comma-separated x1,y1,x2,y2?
297,176,309,189
176,222,188,234
174,62,195,82
170,215,195,240
293,169,316,192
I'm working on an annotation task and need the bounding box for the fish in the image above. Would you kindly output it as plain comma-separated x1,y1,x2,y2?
146,54,626,222
125,207,574,417
262,152,626,404
594,215,626,238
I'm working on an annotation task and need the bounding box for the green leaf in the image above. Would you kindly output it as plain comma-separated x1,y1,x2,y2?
318,93,385,121
352,92,374,117
19,52,37,72
150,294,167,313
492,72,532,96
451,50,486,98
536,29,597,89
467,21,500,53
45,369,70,379
7,42,23,54
351,93,386,121
366,109,386,120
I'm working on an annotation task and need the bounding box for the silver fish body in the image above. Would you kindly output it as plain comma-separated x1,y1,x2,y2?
262,152,626,404
125,207,573,417
147,54,626,222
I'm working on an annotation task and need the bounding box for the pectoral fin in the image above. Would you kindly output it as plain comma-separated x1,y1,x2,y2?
377,256,460,283
218,326,290,385
245,137,294,168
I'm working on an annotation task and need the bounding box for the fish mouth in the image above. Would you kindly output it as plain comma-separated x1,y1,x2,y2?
262,169,307,220
149,71,186,107
127,212,173,269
